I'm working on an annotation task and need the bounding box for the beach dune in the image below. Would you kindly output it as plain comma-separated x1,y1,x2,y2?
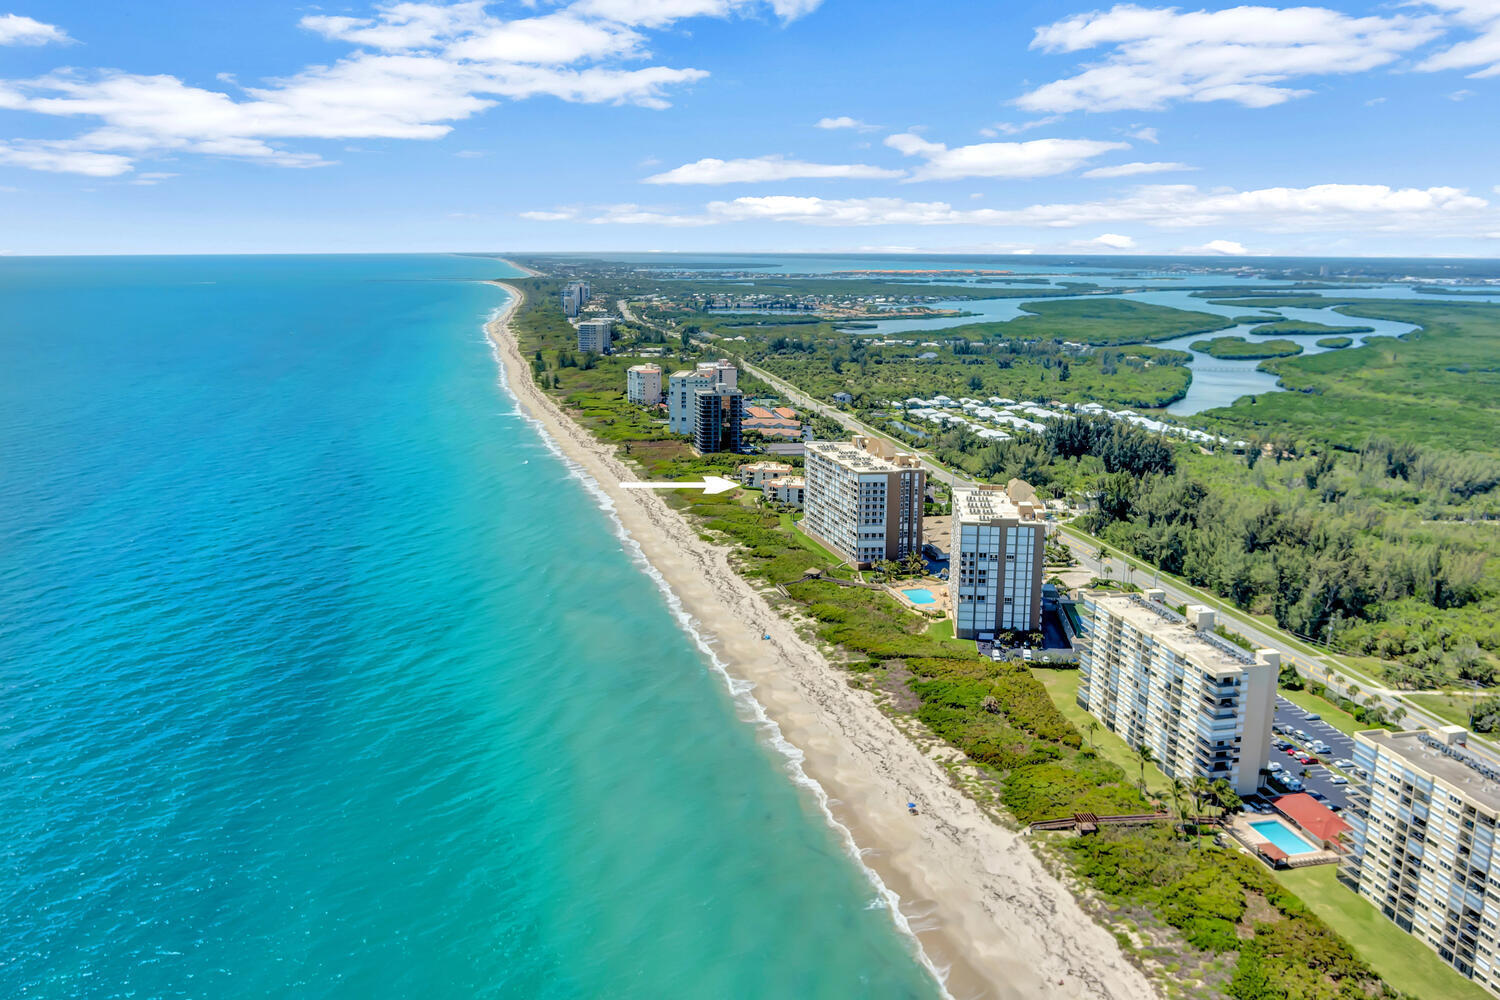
486,279,1157,1000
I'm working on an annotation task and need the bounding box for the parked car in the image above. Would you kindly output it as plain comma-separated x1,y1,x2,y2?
1312,741,1331,754
1294,729,1311,741
1268,762,1283,772
1273,724,1291,735
1304,713,1321,721
1309,790,1327,801
1273,739,1292,750
1285,747,1300,756
1297,754,1317,765
1331,776,1348,785
1334,758,1354,770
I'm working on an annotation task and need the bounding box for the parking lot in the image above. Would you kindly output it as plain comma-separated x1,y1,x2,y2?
1264,696,1355,811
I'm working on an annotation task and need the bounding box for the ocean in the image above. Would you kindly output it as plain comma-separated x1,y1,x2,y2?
0,255,940,999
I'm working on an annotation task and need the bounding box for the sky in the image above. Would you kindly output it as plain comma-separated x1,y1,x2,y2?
1,0,1498,256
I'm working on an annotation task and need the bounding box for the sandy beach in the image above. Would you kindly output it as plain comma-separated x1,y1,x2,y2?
485,277,1157,1000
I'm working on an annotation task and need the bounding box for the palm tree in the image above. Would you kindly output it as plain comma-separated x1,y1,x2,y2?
1086,720,1100,752
1348,683,1361,700
1190,775,1213,833
1169,778,1188,839
1393,706,1407,726
1210,779,1242,824
1134,742,1155,794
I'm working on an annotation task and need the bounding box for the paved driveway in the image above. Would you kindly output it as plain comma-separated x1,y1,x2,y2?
1266,696,1355,810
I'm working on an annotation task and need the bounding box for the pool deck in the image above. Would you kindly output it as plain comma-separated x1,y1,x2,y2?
1228,813,1341,869
889,578,950,616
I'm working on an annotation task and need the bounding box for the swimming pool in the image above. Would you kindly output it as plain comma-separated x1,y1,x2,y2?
902,588,936,605
1250,819,1317,856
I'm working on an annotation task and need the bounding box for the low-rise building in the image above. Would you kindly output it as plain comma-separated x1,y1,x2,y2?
743,405,802,439
693,385,743,454
739,461,794,487
577,318,613,354
1075,590,1278,796
949,483,1047,638
765,475,805,507
626,363,662,405
802,436,925,567
1343,726,1500,993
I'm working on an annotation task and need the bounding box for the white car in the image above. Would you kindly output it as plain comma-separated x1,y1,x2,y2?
1334,758,1354,769
1267,762,1283,772
1330,776,1348,785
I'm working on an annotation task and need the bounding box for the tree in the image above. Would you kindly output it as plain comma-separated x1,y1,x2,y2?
1190,776,1213,833
1169,778,1188,839
1134,742,1155,794
1086,720,1100,752
1209,779,1242,822
982,694,1000,715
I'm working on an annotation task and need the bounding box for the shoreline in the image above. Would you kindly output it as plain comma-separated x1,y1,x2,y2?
484,275,1157,1000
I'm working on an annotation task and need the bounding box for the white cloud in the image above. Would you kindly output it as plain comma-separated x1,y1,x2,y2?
519,209,577,220
1417,1,1500,78
0,0,810,178
0,140,132,176
567,182,1492,235
815,115,878,131
128,171,178,185
884,132,1127,180
1019,4,1444,112
643,154,903,184
978,116,1062,137
0,13,70,46
1091,232,1136,248
1082,160,1195,178
1450,87,1477,98
1126,125,1158,143
1199,239,1249,255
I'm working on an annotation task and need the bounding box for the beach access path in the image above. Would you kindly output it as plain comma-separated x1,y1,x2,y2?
486,279,1157,1000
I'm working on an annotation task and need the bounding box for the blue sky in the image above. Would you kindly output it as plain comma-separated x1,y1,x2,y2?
1,0,1498,255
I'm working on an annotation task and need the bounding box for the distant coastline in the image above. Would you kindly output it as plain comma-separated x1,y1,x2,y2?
482,265,1157,1000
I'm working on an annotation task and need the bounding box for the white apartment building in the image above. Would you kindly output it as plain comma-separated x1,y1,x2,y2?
560,281,590,318
577,318,613,354
765,476,805,507
950,484,1046,638
1344,726,1500,994
801,436,925,567
1076,590,1277,796
668,360,736,435
626,363,662,406
739,461,794,487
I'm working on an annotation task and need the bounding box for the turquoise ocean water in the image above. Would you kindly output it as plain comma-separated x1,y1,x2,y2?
0,255,940,999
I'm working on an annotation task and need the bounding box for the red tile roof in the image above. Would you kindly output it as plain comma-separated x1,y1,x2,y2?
1274,793,1351,844
1258,843,1289,862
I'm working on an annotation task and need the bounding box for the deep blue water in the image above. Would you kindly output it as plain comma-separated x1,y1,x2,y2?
0,255,939,999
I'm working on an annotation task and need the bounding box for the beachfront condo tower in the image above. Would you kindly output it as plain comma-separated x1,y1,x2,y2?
692,385,743,454
1343,726,1500,994
668,360,737,435
950,484,1046,638
1075,591,1277,796
626,363,663,405
560,281,590,317
802,437,925,568
577,318,613,355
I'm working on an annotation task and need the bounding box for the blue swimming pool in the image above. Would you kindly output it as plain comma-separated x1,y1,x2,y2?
1250,819,1317,855
902,588,936,605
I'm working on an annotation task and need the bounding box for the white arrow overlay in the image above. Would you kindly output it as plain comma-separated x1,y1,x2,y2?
620,475,739,496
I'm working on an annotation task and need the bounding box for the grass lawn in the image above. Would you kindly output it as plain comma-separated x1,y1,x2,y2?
1274,865,1493,1000
1407,692,1480,728
923,618,978,656
1030,666,1174,797
1281,687,1367,738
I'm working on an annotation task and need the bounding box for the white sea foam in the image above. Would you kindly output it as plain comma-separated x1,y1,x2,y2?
481,298,956,1000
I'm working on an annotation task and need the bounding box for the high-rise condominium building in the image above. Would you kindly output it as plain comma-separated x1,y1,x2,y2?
559,281,590,318
626,363,662,405
950,484,1046,638
1344,726,1500,994
693,385,743,454
801,436,925,568
1076,590,1277,796
577,318,613,354
668,360,736,435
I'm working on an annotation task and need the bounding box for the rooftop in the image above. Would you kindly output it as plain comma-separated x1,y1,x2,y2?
806,436,923,473
1083,590,1259,674
1274,792,1351,843
1360,728,1500,813
952,484,1043,524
